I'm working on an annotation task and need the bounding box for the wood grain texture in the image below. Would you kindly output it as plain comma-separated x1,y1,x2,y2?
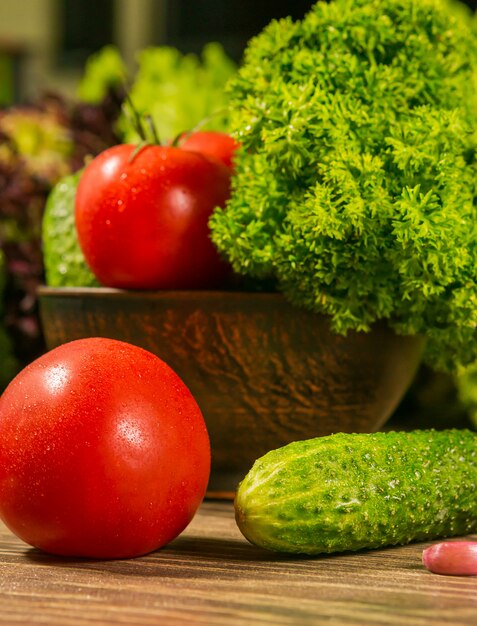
38,288,424,492
0,500,476,626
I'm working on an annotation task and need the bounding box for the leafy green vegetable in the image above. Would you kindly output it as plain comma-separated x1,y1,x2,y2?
77,46,127,104
0,92,122,366
118,43,236,142
76,43,236,142
0,108,73,182
210,0,477,372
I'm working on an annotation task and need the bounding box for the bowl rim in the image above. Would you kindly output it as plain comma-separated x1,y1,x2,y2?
36,286,425,350
37,285,284,302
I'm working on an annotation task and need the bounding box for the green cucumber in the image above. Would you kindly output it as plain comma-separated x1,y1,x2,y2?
42,170,99,288
235,430,477,554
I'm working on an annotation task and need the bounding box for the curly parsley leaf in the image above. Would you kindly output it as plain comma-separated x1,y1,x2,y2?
210,0,477,372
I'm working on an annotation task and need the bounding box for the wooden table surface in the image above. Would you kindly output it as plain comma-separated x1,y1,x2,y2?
0,499,476,626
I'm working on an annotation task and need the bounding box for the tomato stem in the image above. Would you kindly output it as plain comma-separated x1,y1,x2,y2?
123,94,147,142
192,108,229,133
170,130,184,148
128,142,149,163
171,108,230,148
145,115,161,145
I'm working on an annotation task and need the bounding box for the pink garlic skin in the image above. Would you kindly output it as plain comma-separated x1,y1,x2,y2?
422,542,477,576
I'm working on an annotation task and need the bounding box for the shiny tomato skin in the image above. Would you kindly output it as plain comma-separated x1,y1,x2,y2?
75,144,231,290
0,338,210,558
179,131,240,170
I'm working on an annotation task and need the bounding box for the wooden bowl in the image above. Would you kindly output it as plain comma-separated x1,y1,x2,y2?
38,287,424,496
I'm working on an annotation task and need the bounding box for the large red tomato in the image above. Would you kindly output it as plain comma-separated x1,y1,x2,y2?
75,144,231,290
0,338,210,558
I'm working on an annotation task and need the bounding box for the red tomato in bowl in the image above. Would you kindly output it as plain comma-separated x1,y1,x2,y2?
75,144,231,290
0,338,210,558
179,131,240,170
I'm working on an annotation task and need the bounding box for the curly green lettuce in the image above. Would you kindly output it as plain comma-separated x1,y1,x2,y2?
210,0,477,372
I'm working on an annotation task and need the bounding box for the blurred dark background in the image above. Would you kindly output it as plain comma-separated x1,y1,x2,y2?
60,0,315,67
1,0,476,103
154,0,316,61
58,0,477,67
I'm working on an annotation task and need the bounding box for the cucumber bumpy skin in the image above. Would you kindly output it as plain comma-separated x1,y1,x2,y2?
235,430,477,554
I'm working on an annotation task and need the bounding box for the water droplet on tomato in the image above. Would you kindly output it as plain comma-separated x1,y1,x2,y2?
44,364,70,394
